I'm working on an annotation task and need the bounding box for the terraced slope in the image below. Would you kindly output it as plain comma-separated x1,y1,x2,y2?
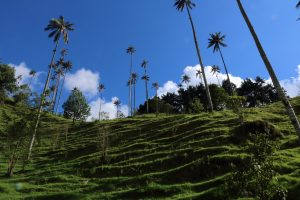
1,98,300,199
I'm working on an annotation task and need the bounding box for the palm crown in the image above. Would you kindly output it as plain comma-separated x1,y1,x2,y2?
152,82,159,90
142,75,149,81
62,60,73,72
113,99,121,107
297,1,300,8
29,70,37,77
181,74,191,84
174,0,195,12
98,84,105,93
126,45,136,55
208,32,227,53
211,65,221,75
141,60,148,69
45,16,74,43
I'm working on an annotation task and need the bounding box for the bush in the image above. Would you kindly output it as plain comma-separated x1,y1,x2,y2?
232,120,283,143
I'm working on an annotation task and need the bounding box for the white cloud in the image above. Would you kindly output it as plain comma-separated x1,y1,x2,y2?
65,68,99,98
9,62,40,87
157,81,179,97
157,64,244,97
88,97,128,121
280,65,300,98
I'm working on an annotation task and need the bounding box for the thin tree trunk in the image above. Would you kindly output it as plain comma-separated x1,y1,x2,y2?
216,74,221,86
55,75,65,114
145,80,149,113
129,55,133,117
219,48,233,95
28,39,59,160
134,82,136,116
237,0,300,138
156,90,158,117
186,6,213,112
51,72,61,113
99,93,102,120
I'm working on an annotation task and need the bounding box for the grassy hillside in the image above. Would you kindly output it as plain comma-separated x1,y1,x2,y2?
1,98,300,200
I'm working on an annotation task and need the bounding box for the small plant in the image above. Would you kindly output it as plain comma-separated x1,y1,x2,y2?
96,125,110,161
226,134,287,200
226,95,246,123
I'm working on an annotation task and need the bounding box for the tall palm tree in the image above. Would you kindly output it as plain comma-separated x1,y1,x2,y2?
196,68,203,85
141,59,149,113
208,32,233,94
182,74,191,88
174,0,213,112
50,58,64,112
126,45,136,116
131,72,138,116
28,16,74,160
211,65,221,86
113,99,121,118
28,70,37,87
236,0,300,138
152,82,159,117
98,83,105,120
55,60,72,114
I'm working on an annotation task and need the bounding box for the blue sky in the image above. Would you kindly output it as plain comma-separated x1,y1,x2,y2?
1,0,300,118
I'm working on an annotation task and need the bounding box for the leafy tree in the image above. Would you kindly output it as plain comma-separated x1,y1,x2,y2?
190,98,204,113
62,88,90,122
29,16,74,160
209,84,228,111
126,45,136,116
0,64,17,103
237,77,279,107
227,134,287,199
226,95,246,124
236,0,300,139
174,0,213,112
13,84,31,105
222,79,237,95
141,59,150,113
5,118,31,177
208,32,233,94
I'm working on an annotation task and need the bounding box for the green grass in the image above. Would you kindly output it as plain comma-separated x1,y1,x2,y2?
0,98,300,199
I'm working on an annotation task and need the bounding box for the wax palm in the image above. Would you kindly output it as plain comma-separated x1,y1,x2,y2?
208,32,233,94
28,70,37,87
152,82,159,117
196,69,203,85
181,74,191,87
174,0,213,112
126,45,136,116
55,60,72,114
50,58,64,112
98,84,105,120
113,99,121,118
211,65,221,86
28,16,74,160
132,72,138,116
236,0,300,138
141,59,150,113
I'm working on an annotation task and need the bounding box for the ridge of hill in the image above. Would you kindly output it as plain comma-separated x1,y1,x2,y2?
1,98,300,200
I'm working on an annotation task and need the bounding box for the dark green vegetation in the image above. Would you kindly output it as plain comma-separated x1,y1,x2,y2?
1,97,300,199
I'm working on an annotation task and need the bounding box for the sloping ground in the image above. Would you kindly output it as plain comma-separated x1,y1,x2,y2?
1,98,300,200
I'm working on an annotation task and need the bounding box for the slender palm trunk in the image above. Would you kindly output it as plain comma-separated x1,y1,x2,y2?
156,90,159,117
28,39,59,160
129,55,133,116
145,80,149,113
237,0,300,138
186,6,213,112
51,72,61,112
99,93,102,120
55,75,65,114
216,74,221,86
219,48,233,95
134,82,136,116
